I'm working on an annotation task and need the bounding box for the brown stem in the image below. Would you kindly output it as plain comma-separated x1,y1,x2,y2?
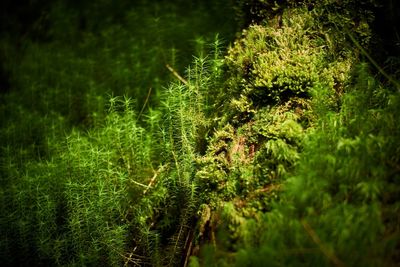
166,64,189,86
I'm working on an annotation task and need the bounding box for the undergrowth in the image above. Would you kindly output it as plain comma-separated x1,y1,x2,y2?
0,32,225,266
1,0,399,266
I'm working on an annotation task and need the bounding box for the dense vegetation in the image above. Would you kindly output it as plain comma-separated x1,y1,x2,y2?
1,0,399,266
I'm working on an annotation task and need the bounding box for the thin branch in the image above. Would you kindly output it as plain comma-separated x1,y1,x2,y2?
301,219,346,267
166,64,189,86
182,228,195,267
130,180,148,188
143,164,168,195
138,87,152,120
255,184,282,194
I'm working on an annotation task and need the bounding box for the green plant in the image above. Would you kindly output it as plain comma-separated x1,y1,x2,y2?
232,63,400,267
189,1,400,266
1,1,399,266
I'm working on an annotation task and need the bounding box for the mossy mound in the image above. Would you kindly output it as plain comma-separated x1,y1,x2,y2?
190,1,400,266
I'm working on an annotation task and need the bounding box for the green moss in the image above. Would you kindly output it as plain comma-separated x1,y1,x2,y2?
225,7,359,114
1,0,399,266
190,1,398,266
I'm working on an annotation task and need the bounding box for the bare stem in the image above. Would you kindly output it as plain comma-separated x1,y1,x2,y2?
166,64,189,86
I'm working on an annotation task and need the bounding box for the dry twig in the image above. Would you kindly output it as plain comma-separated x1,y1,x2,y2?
166,64,189,85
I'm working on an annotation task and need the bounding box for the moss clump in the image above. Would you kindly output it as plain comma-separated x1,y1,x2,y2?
190,1,392,266
224,7,359,122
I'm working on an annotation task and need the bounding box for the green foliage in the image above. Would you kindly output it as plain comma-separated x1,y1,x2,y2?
1,1,399,266
0,0,237,172
224,6,358,118
232,64,400,267
189,1,399,267
0,1,234,263
1,98,153,266
0,28,225,265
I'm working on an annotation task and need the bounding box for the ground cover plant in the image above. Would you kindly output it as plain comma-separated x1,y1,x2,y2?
0,0,399,266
